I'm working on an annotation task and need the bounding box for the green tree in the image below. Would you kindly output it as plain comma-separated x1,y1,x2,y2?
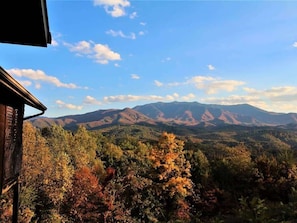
211,144,254,197
101,141,157,222
187,149,210,186
70,125,98,168
101,142,123,166
254,154,297,203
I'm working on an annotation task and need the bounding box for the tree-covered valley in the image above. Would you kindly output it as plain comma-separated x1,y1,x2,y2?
2,121,297,222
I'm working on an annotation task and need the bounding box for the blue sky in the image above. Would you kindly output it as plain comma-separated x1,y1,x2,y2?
1,0,297,117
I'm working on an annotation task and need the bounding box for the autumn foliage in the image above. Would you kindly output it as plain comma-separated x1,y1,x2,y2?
1,122,297,222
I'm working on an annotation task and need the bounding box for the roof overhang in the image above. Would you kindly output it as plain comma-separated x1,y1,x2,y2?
0,0,51,47
0,67,47,113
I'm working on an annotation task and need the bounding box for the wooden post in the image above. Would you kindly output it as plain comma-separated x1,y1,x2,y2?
12,178,19,223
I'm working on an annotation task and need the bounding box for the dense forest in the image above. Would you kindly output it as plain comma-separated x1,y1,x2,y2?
2,122,297,222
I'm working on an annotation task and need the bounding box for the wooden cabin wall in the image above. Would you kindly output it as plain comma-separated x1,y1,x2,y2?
0,104,6,192
0,103,24,194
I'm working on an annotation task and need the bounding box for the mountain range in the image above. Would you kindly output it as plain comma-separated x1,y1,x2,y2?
29,101,297,130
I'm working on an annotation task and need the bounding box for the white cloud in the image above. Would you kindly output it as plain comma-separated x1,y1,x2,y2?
83,96,102,105
51,37,59,46
154,80,163,87
293,42,297,47
129,11,137,19
67,40,92,54
49,32,63,47
131,33,137,39
35,83,42,89
204,80,245,94
202,85,297,113
7,68,81,89
93,44,121,64
168,82,182,87
165,93,179,101
103,93,182,103
138,31,145,36
106,29,136,39
66,41,121,64
53,93,194,113
155,75,245,95
18,80,32,87
104,95,144,103
161,57,171,63
201,95,272,112
173,76,245,94
56,100,83,110
82,93,196,108
182,93,195,101
131,74,140,79
140,22,146,26
244,86,297,102
93,0,130,17
242,87,258,94
208,64,215,70
189,76,216,85
202,95,261,105
173,93,179,98
269,103,297,113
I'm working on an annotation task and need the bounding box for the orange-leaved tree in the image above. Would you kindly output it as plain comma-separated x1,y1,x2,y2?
62,166,107,222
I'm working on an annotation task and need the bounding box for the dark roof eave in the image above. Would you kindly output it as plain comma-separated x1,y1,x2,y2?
0,67,47,112
41,0,52,45
0,0,51,47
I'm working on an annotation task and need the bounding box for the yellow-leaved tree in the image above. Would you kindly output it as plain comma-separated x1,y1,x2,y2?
21,122,74,222
150,132,193,222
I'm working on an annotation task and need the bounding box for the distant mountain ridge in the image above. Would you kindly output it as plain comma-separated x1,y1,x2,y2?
30,101,297,130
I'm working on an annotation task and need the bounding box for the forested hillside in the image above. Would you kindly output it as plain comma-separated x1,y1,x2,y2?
1,122,297,222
